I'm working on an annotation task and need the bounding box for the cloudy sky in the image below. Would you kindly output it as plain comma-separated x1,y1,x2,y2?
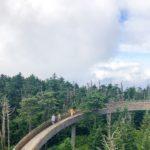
0,0,150,86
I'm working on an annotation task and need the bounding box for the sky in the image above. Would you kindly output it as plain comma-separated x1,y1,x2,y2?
0,0,150,86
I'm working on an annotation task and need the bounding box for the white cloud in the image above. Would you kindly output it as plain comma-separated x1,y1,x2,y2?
0,0,149,85
119,43,150,54
92,60,150,84
119,0,150,53
0,0,120,82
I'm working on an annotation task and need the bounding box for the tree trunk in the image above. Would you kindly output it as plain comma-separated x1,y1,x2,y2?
7,106,10,150
2,102,6,150
0,131,4,150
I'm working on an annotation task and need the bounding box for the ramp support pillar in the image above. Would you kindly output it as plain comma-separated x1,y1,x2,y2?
71,125,76,150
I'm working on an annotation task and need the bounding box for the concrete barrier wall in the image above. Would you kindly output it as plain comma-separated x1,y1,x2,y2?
32,113,84,150
14,113,71,150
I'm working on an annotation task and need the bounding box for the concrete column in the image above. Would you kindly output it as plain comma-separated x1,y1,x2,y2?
44,143,47,150
71,125,76,150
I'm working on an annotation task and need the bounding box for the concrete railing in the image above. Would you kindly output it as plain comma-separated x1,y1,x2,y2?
14,121,51,150
14,112,71,150
95,101,150,114
20,113,84,150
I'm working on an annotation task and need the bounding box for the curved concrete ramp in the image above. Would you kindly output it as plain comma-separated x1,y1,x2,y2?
100,101,150,114
14,101,150,150
21,113,84,150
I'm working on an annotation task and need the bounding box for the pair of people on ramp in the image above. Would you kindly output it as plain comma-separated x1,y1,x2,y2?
51,107,76,124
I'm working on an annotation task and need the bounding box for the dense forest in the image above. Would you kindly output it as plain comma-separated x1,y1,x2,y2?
0,73,150,150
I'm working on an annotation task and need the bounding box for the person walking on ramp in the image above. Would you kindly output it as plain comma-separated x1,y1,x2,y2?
51,114,56,124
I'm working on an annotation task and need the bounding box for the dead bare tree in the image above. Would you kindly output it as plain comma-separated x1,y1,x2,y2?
2,100,6,150
1,98,14,150
6,101,13,150
103,113,120,150
0,130,4,150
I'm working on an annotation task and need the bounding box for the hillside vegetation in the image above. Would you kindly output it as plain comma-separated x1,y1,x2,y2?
0,73,150,149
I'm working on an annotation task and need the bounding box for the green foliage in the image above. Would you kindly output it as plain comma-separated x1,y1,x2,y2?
75,136,89,148
49,138,72,150
134,111,150,150
0,73,150,149
88,127,103,150
113,117,136,149
80,89,105,111
19,96,41,131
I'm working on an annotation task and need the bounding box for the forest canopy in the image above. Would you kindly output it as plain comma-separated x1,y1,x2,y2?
0,73,150,150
